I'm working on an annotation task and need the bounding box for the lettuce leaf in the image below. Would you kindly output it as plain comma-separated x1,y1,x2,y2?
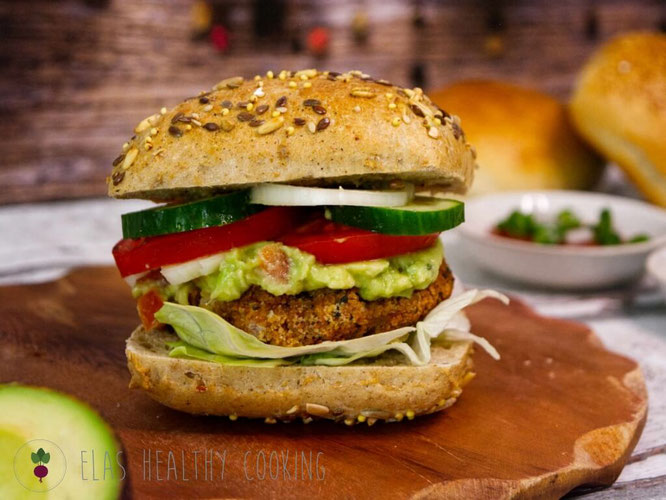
156,289,509,367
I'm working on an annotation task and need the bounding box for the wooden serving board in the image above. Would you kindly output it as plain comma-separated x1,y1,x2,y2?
0,267,647,499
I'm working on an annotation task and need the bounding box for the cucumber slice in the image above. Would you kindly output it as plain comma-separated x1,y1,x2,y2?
0,384,122,499
326,196,464,235
122,190,260,239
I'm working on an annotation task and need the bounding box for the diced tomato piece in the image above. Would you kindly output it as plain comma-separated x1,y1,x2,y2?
137,289,164,330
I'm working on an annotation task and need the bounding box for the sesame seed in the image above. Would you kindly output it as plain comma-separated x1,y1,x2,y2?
276,106,287,113
256,117,284,135
221,108,230,116
350,88,376,98
150,127,158,136
254,87,265,98
428,126,439,138
286,126,295,136
254,75,261,81
203,122,219,131
121,147,139,169
391,117,400,127
203,104,213,112
160,107,167,115
402,113,411,124
353,105,361,112
134,115,154,133
288,81,297,88
220,119,235,131
122,142,130,152
307,122,316,133
305,403,330,416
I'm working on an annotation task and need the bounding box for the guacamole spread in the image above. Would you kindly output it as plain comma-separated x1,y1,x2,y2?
133,240,443,303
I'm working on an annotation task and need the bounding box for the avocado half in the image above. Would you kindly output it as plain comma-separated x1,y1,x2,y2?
0,384,123,499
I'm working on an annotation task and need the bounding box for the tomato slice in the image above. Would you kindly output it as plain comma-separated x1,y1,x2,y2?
137,289,164,330
280,216,440,264
113,207,305,277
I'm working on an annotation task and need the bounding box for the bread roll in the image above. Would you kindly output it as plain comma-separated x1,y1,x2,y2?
431,80,604,195
126,326,474,424
107,70,477,201
570,32,666,207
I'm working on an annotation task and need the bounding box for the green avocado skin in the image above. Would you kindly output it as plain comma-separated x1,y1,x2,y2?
134,240,444,303
0,384,123,500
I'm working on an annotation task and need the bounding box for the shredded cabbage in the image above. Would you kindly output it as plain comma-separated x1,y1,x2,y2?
156,289,509,367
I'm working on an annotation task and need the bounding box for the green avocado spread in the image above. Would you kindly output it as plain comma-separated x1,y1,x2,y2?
133,240,444,303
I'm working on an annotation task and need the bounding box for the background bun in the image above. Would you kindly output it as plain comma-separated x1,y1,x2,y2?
108,70,476,200
430,80,604,195
126,327,474,424
570,32,666,207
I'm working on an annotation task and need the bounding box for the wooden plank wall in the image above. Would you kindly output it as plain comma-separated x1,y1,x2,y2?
0,0,664,204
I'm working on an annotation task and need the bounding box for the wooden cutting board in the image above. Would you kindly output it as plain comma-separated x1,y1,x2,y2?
0,267,646,499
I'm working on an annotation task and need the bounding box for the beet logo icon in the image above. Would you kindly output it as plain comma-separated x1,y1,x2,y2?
13,439,67,493
31,447,50,482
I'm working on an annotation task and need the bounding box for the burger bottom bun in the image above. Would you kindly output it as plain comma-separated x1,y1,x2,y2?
126,326,474,424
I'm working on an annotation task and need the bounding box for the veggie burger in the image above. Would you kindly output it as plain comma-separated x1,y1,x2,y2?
109,69,505,425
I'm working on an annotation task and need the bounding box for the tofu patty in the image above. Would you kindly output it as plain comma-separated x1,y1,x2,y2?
205,261,454,347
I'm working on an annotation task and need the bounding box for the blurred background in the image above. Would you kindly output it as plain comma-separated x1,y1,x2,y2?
1,0,666,204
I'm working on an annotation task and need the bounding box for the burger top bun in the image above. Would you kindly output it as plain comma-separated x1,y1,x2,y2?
570,32,666,207
107,69,477,201
430,80,604,196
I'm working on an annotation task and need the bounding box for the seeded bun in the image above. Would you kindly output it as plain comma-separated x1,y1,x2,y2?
126,326,474,425
107,70,476,200
430,80,604,195
570,33,666,207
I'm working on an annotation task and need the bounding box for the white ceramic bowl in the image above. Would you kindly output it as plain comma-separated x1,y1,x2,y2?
647,247,666,299
457,191,666,289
